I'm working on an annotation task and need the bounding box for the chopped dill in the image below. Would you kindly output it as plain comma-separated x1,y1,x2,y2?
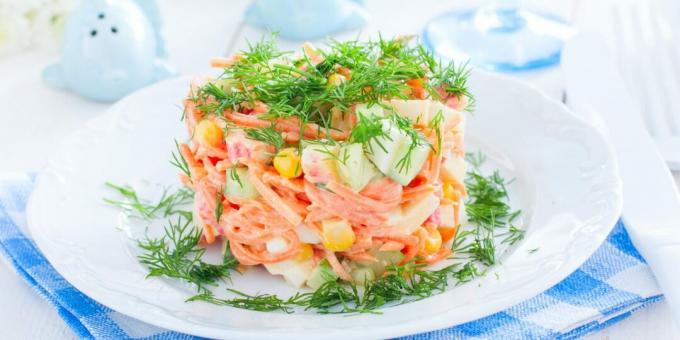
453,262,482,284
188,289,305,313
349,113,390,152
189,35,473,177
245,125,285,151
429,60,475,112
452,154,524,268
104,182,193,220
429,109,445,154
137,216,238,293
390,114,430,174
170,140,191,178
214,192,224,222
186,262,463,314
501,225,526,246
228,166,243,188
193,35,473,148
465,151,486,172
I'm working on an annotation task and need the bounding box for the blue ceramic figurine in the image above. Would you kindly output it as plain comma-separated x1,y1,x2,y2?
43,0,175,102
245,0,369,41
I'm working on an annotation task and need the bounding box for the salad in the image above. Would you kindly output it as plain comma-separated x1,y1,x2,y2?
176,36,471,288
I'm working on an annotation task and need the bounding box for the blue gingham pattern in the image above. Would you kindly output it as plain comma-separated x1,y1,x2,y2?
0,174,663,339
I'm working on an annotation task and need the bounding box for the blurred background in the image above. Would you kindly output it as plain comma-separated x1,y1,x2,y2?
0,0,679,338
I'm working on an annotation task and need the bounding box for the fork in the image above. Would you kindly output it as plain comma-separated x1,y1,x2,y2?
609,0,680,169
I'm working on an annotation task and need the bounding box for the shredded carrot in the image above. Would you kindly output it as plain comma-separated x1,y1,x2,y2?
401,184,435,203
304,181,389,227
379,241,405,252
247,167,303,226
344,251,377,262
325,250,352,281
210,54,242,68
420,248,452,264
326,180,400,212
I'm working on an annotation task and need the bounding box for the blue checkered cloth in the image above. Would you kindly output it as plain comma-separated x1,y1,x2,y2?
0,174,663,339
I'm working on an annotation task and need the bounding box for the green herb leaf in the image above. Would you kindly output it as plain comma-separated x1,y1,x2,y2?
245,125,285,151
137,216,238,293
214,191,224,222
104,183,193,220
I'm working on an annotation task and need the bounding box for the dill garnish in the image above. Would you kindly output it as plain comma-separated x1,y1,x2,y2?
452,262,482,284
187,289,305,313
349,113,390,151
214,192,224,222
228,166,243,188
104,182,193,220
298,262,460,314
188,262,461,314
193,35,474,145
429,60,475,112
389,114,430,173
429,109,445,154
170,140,191,178
500,225,526,245
137,216,238,293
245,125,285,151
453,153,523,267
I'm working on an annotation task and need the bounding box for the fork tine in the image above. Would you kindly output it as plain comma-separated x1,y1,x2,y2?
612,3,657,136
626,1,671,138
652,13,680,135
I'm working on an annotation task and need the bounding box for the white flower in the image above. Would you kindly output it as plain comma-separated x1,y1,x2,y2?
0,10,31,56
30,0,76,49
0,0,79,55
0,0,48,15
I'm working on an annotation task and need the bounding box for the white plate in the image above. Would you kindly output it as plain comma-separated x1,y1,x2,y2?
27,71,622,339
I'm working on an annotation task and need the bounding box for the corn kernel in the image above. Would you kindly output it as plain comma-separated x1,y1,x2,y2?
423,227,443,254
439,226,458,243
194,119,223,147
326,73,347,88
296,243,314,261
273,148,302,178
442,182,459,202
321,219,356,252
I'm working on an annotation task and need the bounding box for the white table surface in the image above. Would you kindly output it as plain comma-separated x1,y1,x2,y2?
1,0,679,338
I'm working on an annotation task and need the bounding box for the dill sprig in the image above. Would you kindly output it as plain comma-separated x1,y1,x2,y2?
244,125,285,151
137,216,238,293
104,182,193,220
428,60,475,112
465,151,486,172
390,114,430,173
348,113,390,154
187,262,464,314
429,109,445,154
296,262,461,314
453,153,523,267
453,262,482,284
228,166,243,187
465,171,519,231
170,140,191,178
214,192,224,222
188,289,305,313
500,225,525,245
